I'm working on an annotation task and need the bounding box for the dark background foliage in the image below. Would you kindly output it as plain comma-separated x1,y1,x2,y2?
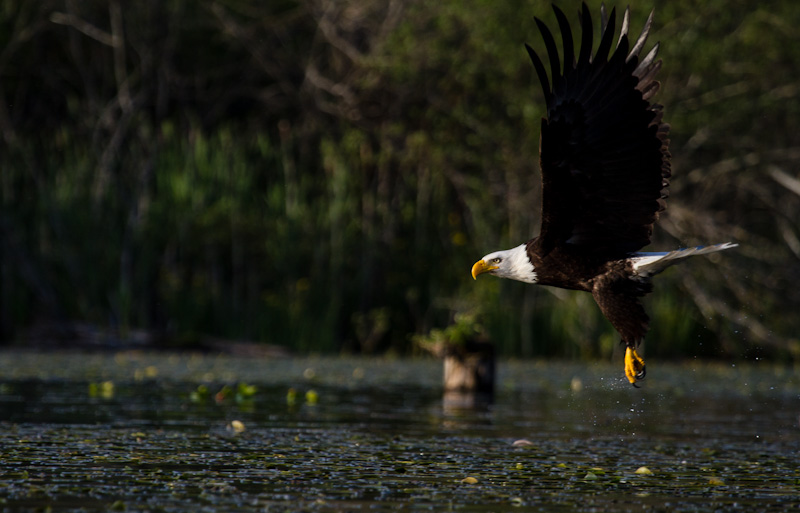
1,0,798,360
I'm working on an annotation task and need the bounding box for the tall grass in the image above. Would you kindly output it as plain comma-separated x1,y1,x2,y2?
0,119,730,359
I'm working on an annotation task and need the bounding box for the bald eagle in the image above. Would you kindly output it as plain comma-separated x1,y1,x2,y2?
471,4,736,386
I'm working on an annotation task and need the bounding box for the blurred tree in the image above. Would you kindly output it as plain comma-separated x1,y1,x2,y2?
0,0,798,360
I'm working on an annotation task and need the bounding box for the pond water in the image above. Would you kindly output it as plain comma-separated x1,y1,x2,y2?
0,351,799,511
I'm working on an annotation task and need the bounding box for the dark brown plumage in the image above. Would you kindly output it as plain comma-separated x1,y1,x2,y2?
471,3,736,385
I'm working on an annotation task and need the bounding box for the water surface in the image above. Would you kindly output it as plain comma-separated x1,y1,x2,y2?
0,351,798,511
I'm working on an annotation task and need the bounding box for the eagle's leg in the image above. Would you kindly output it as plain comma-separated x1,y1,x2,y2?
624,343,646,387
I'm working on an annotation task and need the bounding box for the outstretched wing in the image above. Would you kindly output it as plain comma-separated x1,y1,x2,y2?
527,3,670,258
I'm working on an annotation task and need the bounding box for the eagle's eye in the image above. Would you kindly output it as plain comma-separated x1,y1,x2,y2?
491,257,502,264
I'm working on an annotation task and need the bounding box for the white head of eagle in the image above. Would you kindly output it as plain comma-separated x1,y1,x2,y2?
472,244,538,284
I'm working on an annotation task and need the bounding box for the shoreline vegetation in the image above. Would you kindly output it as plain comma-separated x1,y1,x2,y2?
1,1,798,360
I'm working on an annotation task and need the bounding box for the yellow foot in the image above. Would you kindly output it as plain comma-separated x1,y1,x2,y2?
624,346,646,387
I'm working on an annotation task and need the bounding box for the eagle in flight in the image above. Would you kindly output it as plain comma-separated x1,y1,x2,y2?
471,3,736,386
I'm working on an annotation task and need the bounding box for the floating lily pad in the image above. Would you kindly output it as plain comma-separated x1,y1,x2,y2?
0,353,797,511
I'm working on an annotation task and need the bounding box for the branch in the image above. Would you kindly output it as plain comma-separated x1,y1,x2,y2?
50,11,114,46
304,63,357,107
109,0,132,113
318,15,364,63
207,2,295,98
769,165,800,198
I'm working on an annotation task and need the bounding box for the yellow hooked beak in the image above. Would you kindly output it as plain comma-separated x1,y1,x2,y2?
471,259,497,280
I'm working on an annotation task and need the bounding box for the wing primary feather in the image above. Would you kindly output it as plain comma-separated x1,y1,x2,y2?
595,7,617,65
637,59,662,84
600,3,608,34
637,64,662,97
628,9,654,62
535,17,561,85
640,82,660,101
578,3,593,65
574,34,628,106
634,42,660,77
552,5,575,73
525,42,551,104
618,7,630,46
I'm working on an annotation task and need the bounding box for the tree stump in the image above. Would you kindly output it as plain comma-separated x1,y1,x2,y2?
441,337,495,409
442,338,495,394
413,314,495,408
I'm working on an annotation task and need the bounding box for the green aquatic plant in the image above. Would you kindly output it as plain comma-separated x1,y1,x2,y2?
413,312,487,356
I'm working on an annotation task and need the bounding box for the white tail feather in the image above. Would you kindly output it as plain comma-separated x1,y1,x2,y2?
631,242,738,277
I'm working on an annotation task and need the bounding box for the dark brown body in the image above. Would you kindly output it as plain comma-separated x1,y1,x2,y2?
526,236,652,347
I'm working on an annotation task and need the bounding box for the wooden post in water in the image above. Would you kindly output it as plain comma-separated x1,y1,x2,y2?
442,338,495,395
414,314,495,408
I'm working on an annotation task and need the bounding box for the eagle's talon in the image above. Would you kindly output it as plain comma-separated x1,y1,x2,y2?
624,346,646,386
